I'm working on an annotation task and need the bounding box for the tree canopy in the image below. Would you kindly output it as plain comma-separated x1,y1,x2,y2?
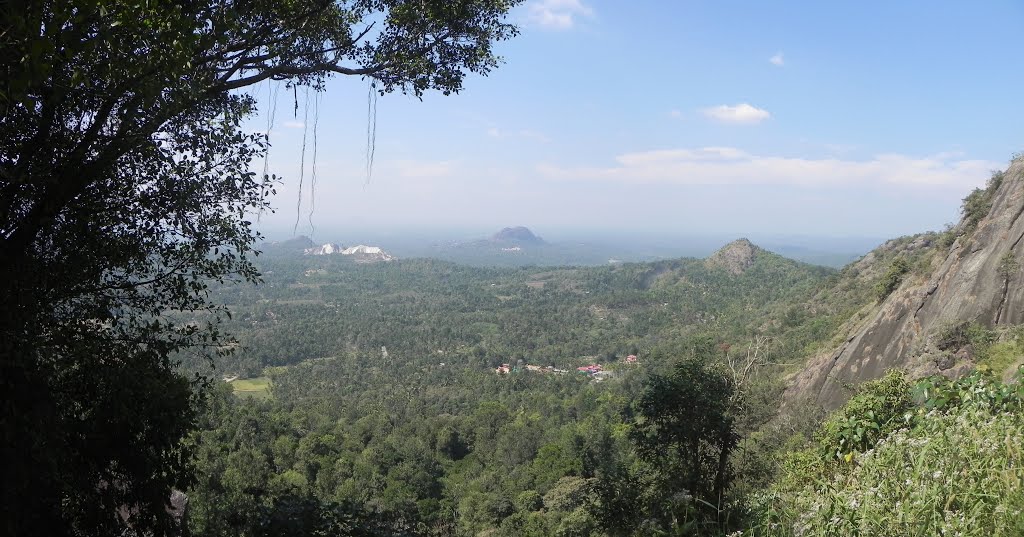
0,1,520,534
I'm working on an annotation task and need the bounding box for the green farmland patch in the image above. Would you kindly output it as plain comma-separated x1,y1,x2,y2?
230,376,271,399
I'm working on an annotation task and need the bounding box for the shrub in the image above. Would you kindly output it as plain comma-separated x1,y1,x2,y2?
937,223,959,248
933,321,995,353
816,371,913,462
874,257,910,302
753,371,1024,537
998,252,1020,281
961,170,1004,232
785,403,1024,537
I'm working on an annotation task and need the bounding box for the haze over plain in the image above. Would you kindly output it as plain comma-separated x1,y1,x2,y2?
253,1,1024,243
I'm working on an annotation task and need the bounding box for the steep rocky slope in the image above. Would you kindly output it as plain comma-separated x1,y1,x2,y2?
789,157,1024,409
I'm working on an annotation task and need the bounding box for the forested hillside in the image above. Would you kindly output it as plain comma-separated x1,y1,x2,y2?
183,159,1024,537
189,242,837,378
183,240,880,535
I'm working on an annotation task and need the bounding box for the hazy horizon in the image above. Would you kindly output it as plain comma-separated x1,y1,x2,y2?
256,223,892,269
258,222,889,246
248,1,1022,244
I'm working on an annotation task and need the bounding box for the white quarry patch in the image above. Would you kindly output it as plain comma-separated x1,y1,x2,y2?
303,243,342,255
342,245,382,255
304,243,394,261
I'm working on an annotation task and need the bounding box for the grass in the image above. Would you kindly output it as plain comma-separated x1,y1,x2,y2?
979,338,1024,381
229,376,271,399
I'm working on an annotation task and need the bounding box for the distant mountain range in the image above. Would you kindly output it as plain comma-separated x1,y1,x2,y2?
259,229,873,269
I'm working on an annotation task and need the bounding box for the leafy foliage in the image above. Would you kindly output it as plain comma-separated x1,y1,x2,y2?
184,249,848,535
631,351,737,520
816,371,912,461
998,252,1020,280
961,170,1005,232
753,370,1024,537
0,0,520,533
933,321,995,353
874,257,910,302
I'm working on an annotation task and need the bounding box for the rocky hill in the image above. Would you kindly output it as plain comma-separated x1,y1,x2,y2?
260,235,315,254
788,157,1024,409
705,238,760,275
491,226,545,244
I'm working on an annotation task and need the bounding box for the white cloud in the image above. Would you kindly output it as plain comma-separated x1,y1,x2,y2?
487,127,501,137
769,52,784,67
527,0,594,30
615,147,747,167
283,120,305,129
537,147,997,190
668,109,683,119
702,103,772,124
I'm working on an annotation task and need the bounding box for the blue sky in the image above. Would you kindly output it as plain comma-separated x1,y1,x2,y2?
253,0,1024,241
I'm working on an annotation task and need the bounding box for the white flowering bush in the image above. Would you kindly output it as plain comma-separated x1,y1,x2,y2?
786,404,1024,536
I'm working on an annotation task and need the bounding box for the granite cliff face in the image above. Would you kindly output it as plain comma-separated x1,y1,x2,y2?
789,157,1024,409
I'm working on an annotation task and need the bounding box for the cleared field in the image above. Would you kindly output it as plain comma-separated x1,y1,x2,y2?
230,376,271,399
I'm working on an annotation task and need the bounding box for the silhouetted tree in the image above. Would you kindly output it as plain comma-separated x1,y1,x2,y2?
0,0,520,534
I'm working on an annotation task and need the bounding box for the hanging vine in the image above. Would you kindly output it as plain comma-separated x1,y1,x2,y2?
294,86,312,234
365,80,378,186
257,80,280,222
308,90,322,235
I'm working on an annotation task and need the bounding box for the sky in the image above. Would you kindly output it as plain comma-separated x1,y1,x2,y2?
251,0,1024,242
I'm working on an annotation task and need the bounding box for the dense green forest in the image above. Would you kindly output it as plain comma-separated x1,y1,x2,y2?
182,205,1024,536
191,243,841,378
180,241,887,535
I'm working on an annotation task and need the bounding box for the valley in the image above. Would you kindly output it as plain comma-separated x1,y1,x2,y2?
182,159,1024,536
7,2,1021,536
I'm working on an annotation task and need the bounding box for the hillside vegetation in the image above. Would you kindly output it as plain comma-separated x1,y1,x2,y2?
186,241,859,535
184,157,1024,536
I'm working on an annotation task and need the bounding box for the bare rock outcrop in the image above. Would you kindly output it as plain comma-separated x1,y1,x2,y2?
788,158,1024,409
705,238,760,275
